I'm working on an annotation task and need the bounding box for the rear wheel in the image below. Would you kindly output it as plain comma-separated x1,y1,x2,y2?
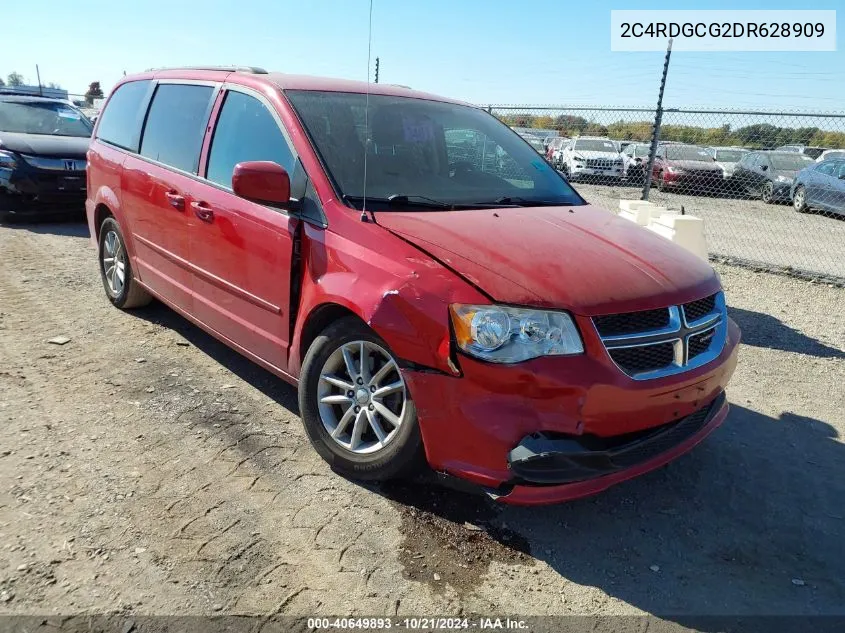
298,317,424,481
793,185,808,213
761,182,775,204
98,217,152,309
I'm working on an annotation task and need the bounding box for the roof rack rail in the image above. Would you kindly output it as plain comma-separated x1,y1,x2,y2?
144,65,268,74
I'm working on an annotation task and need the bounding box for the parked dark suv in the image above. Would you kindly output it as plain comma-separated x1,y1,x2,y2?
0,93,92,220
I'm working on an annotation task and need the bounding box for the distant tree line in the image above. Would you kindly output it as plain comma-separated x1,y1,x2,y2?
496,113,845,149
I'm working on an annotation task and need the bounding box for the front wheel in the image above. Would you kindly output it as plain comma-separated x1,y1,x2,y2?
793,185,808,213
298,317,424,481
761,182,775,204
657,172,667,191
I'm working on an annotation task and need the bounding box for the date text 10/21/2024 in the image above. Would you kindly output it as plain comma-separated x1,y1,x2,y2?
306,617,529,630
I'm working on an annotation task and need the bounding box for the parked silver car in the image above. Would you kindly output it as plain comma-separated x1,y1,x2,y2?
707,146,750,181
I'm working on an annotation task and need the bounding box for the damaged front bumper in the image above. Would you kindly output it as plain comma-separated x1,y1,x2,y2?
507,392,724,484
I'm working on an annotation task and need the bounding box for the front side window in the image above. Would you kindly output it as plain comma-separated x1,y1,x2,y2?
817,161,836,176
286,90,583,210
836,162,845,179
0,99,92,138
207,90,295,189
96,80,150,150
140,84,214,173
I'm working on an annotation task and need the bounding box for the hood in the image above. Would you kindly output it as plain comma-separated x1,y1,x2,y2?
666,159,722,171
376,205,720,316
0,132,90,159
714,160,739,171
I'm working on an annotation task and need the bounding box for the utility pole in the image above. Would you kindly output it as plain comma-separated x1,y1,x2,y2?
641,38,672,201
374,57,379,84
35,64,43,96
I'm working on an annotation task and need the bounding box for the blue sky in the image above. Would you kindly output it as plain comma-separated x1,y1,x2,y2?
3,0,842,109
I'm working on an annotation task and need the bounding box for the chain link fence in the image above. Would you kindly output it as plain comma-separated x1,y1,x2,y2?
492,105,845,283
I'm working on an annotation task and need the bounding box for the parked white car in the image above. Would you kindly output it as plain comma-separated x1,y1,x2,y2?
707,146,750,181
546,137,569,169
560,137,624,181
816,149,845,163
621,142,652,181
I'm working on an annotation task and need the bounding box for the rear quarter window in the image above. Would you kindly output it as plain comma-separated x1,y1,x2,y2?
95,80,151,151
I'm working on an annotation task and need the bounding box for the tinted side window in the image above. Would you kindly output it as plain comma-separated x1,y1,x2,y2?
817,162,836,176
206,91,295,188
96,80,151,151
140,84,214,173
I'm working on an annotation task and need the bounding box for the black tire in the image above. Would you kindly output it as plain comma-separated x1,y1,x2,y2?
761,182,775,204
657,171,667,191
98,217,152,309
298,316,425,481
793,185,808,213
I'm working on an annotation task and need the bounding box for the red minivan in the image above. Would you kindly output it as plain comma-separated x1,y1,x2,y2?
86,66,740,505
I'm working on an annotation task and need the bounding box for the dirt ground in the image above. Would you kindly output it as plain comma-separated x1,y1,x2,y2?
1,219,844,624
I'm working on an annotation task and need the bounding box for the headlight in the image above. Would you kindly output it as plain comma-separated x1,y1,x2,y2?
775,175,791,183
667,166,685,174
0,150,18,171
449,304,583,363
573,156,585,163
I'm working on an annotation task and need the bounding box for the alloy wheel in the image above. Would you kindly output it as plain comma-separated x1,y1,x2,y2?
102,230,126,297
317,340,407,455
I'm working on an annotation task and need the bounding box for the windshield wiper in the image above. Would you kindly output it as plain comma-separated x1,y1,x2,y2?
488,196,562,207
343,194,454,210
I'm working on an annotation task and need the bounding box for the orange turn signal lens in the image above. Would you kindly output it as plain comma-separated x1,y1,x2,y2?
449,304,476,348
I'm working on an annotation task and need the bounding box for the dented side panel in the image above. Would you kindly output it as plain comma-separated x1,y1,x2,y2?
288,215,489,378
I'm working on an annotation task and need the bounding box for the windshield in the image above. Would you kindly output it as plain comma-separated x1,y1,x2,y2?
771,154,815,170
573,139,616,152
715,150,747,162
0,100,93,137
823,151,845,161
803,147,826,159
286,91,584,209
665,146,712,161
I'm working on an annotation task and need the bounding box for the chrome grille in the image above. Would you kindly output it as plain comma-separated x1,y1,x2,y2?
609,343,675,374
683,294,717,323
594,308,670,337
593,292,727,380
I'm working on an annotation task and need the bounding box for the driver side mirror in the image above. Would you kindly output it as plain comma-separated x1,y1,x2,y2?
232,161,290,208
761,164,769,171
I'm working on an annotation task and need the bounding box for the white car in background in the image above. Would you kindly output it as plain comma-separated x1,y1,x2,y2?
816,149,845,163
707,146,750,181
546,136,569,169
560,136,624,181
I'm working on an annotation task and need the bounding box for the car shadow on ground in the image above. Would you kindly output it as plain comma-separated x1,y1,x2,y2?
132,301,300,414
378,404,845,623
0,216,89,238
129,300,845,621
729,306,844,358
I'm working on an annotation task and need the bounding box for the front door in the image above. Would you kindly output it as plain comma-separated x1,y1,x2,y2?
186,88,299,372
122,82,216,311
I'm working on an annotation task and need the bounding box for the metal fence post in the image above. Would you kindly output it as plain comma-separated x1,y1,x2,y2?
641,38,673,201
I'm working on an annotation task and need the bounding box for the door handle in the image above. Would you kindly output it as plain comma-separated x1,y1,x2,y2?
164,190,185,210
191,201,214,223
